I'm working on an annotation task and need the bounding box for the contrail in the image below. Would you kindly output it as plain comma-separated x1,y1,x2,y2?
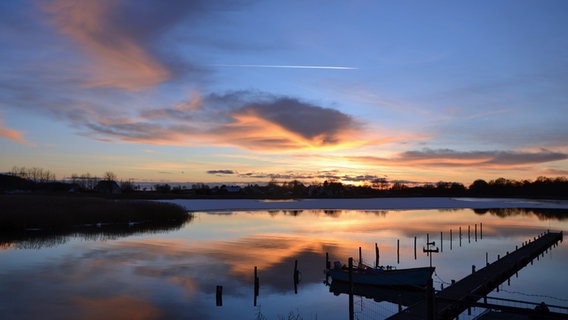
213,64,358,70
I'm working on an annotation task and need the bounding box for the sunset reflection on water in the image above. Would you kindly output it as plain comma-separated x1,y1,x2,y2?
1,208,567,319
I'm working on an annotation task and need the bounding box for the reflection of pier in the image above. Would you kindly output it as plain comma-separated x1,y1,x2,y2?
388,231,564,320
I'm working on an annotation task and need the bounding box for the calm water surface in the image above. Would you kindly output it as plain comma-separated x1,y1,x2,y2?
1,207,567,319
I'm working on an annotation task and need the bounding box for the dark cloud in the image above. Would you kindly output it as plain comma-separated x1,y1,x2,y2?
238,97,357,144
228,170,389,185
207,170,236,175
72,91,362,151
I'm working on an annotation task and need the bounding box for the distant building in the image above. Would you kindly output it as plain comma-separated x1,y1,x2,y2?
94,180,121,194
225,186,241,193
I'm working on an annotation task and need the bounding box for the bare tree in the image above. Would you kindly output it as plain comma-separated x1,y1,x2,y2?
103,171,117,182
10,166,55,183
372,177,389,190
71,173,99,191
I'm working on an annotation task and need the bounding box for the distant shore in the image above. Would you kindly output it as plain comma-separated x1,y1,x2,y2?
2,195,567,232
163,197,568,212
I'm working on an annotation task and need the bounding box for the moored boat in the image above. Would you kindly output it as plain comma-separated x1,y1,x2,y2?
326,262,435,287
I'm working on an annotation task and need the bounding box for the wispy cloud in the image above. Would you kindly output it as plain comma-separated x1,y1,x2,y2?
348,148,568,169
0,115,32,146
212,64,358,70
43,0,171,90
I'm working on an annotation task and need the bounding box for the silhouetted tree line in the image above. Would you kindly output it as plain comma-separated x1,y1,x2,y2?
1,167,567,199
472,207,568,220
182,177,568,199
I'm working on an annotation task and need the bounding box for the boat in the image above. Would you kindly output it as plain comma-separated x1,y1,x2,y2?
326,261,435,288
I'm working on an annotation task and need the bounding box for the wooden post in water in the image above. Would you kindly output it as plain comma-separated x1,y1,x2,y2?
426,233,430,256
254,266,259,306
480,222,483,239
375,243,380,267
450,229,453,250
414,237,417,260
459,227,462,247
348,257,354,320
440,232,443,253
216,285,223,306
358,247,363,269
475,224,478,242
426,278,434,320
397,239,400,264
468,225,471,243
293,260,300,294
325,252,330,283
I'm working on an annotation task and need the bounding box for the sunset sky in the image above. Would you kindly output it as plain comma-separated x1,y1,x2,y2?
1,0,567,186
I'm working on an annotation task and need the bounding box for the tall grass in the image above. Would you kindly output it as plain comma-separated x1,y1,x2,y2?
0,195,190,231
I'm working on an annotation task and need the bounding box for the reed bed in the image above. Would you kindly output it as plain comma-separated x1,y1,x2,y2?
0,195,190,231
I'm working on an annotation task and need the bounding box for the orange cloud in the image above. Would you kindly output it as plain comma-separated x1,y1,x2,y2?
0,117,32,145
81,93,385,152
44,0,169,90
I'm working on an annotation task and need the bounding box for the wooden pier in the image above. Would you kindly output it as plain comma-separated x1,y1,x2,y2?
388,231,564,320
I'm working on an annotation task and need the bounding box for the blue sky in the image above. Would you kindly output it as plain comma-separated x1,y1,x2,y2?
1,0,567,185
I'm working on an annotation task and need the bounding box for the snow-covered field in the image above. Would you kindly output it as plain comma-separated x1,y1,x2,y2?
162,197,568,212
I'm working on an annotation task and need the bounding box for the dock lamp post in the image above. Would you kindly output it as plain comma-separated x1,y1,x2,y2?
423,241,439,267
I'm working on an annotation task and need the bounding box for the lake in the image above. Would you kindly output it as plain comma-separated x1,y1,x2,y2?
1,198,567,319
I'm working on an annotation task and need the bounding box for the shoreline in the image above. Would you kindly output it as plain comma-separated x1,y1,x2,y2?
162,197,568,212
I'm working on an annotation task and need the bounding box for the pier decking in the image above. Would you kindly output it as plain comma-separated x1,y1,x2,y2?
388,231,564,320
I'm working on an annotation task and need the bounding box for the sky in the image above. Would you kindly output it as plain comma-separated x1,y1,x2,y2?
1,0,568,186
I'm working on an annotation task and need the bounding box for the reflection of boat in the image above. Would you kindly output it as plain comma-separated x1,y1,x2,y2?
326,262,435,287
328,281,425,306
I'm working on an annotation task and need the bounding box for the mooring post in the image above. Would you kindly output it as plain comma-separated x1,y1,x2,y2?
459,227,462,247
475,224,478,242
348,257,354,320
325,252,330,283
397,239,400,264
440,231,443,253
468,225,471,243
414,236,417,260
216,285,223,306
480,222,483,239
254,266,259,306
426,278,434,320
375,243,379,267
294,260,299,294
450,229,453,250
358,247,362,269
